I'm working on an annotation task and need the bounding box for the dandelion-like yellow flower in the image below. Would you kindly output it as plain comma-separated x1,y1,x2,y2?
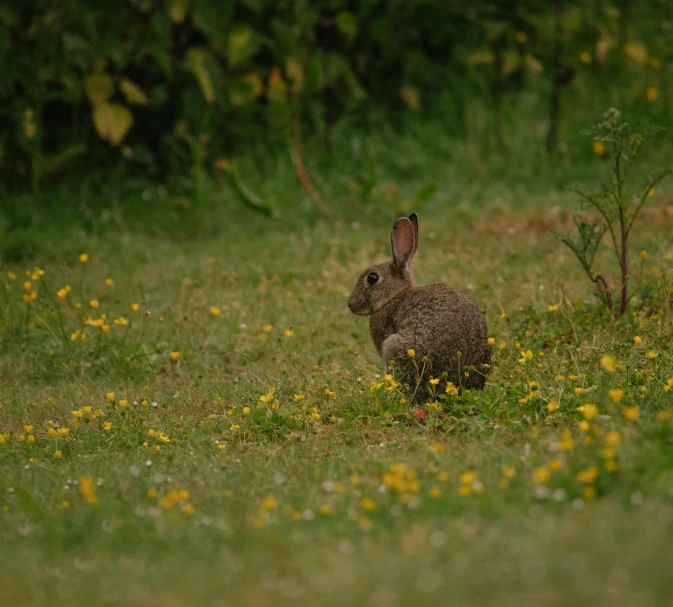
547,400,559,413
608,389,624,403
577,466,598,484
79,253,89,263
459,471,476,486
515,31,527,43
634,335,642,345
547,304,559,312
533,467,550,484
577,403,598,421
118,399,128,409
262,324,273,333
600,355,616,373
283,329,293,338
579,51,592,64
209,306,221,316
646,351,658,359
593,141,606,155
130,303,140,312
518,349,534,364
502,467,517,479
549,458,563,471
407,348,416,358
79,475,98,505
445,382,458,396
89,299,99,309
647,87,659,103
663,379,673,393
105,278,114,287
429,487,442,498
53,450,62,459
170,351,180,361
106,392,115,402
623,406,640,421
261,496,277,510
103,421,112,431
487,338,495,346
429,378,440,386
558,429,575,452
360,498,376,511
259,388,275,403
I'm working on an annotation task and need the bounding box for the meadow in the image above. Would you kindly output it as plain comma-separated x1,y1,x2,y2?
2,120,673,605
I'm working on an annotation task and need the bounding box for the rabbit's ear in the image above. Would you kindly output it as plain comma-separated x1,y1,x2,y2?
408,213,419,261
391,217,414,268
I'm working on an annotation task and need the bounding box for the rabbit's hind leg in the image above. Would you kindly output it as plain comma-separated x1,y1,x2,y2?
382,332,428,399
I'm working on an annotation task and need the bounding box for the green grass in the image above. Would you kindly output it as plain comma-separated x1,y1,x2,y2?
2,164,673,606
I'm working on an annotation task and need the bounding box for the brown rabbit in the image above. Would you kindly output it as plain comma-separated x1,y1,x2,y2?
348,213,491,401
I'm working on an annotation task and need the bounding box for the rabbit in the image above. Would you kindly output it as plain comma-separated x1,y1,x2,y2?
348,213,491,401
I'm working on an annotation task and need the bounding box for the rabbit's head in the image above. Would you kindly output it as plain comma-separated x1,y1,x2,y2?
348,213,418,316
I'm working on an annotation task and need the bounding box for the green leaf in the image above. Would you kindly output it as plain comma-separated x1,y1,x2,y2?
120,78,149,106
185,47,215,104
335,11,357,44
93,103,134,146
85,74,114,106
227,25,260,67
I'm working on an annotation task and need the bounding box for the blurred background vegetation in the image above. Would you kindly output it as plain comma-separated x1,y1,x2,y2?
1,0,672,259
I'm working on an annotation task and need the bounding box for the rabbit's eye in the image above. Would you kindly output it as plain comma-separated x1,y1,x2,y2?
367,272,379,285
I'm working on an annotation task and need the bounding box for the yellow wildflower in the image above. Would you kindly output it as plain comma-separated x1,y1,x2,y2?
600,355,616,373
593,141,606,155
623,406,640,421
577,404,598,421
549,458,563,471
608,389,624,403
518,349,534,364
79,476,98,505
533,467,550,484
170,351,180,361
360,498,375,511
577,467,598,484
260,388,275,403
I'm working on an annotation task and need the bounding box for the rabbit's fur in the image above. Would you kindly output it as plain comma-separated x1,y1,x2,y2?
348,213,490,401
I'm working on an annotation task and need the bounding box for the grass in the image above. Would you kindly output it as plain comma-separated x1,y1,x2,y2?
2,148,673,606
